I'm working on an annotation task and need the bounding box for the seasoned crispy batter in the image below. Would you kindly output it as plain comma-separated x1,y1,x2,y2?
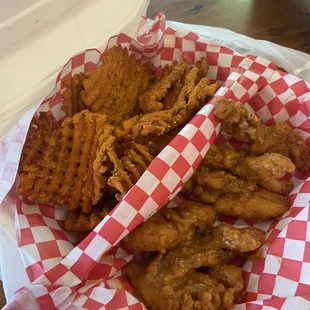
124,259,236,310
107,142,153,200
208,264,244,301
65,207,110,232
162,77,185,109
17,111,114,213
124,223,262,310
81,45,154,124
194,170,257,193
203,145,295,196
215,98,310,170
115,58,219,139
139,59,187,113
214,188,290,221
136,127,180,156
211,224,265,252
192,186,222,204
124,200,216,252
61,72,87,117
19,112,59,170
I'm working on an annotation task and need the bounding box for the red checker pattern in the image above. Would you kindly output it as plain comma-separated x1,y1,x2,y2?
4,12,310,310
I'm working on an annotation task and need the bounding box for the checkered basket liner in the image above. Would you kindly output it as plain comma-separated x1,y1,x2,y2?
1,13,310,310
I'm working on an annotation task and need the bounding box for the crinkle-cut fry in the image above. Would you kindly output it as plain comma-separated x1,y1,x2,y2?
17,110,113,213
108,142,153,200
81,45,154,124
138,59,187,113
65,207,110,232
61,72,87,117
19,112,59,169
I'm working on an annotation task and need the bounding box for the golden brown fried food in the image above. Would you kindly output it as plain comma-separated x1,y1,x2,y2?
192,186,222,204
107,142,153,200
236,152,295,195
208,264,244,301
215,98,310,170
115,58,219,139
211,223,265,252
194,170,257,194
138,59,187,113
124,258,237,310
136,127,181,156
17,110,114,213
19,112,59,169
124,200,216,252
203,145,295,196
124,221,263,309
81,45,154,124
214,188,290,221
65,207,110,232
61,72,87,117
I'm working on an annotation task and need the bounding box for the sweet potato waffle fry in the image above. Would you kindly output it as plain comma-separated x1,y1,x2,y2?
17,110,113,212
19,112,59,169
61,72,87,117
81,45,155,124
107,142,154,200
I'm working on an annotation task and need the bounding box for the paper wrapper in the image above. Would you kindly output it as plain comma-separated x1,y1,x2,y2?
1,13,310,309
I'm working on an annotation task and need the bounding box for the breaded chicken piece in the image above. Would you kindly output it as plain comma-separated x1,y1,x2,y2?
124,200,216,252
208,264,244,302
211,223,265,252
193,170,257,194
203,145,295,196
215,98,310,170
214,188,290,221
124,259,237,310
138,59,187,113
124,223,262,310
81,45,154,124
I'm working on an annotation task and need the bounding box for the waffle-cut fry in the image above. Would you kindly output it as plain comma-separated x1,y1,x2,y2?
138,59,187,113
114,58,219,140
19,112,59,170
61,72,87,117
81,45,155,124
17,110,114,213
65,207,110,232
108,142,154,200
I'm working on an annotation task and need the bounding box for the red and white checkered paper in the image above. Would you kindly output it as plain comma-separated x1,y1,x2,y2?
2,13,310,310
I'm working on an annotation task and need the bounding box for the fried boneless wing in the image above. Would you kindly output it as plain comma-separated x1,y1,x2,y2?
124,260,237,310
203,144,295,196
124,200,216,252
124,224,263,310
215,98,310,170
81,45,154,124
214,188,290,221
17,110,114,213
